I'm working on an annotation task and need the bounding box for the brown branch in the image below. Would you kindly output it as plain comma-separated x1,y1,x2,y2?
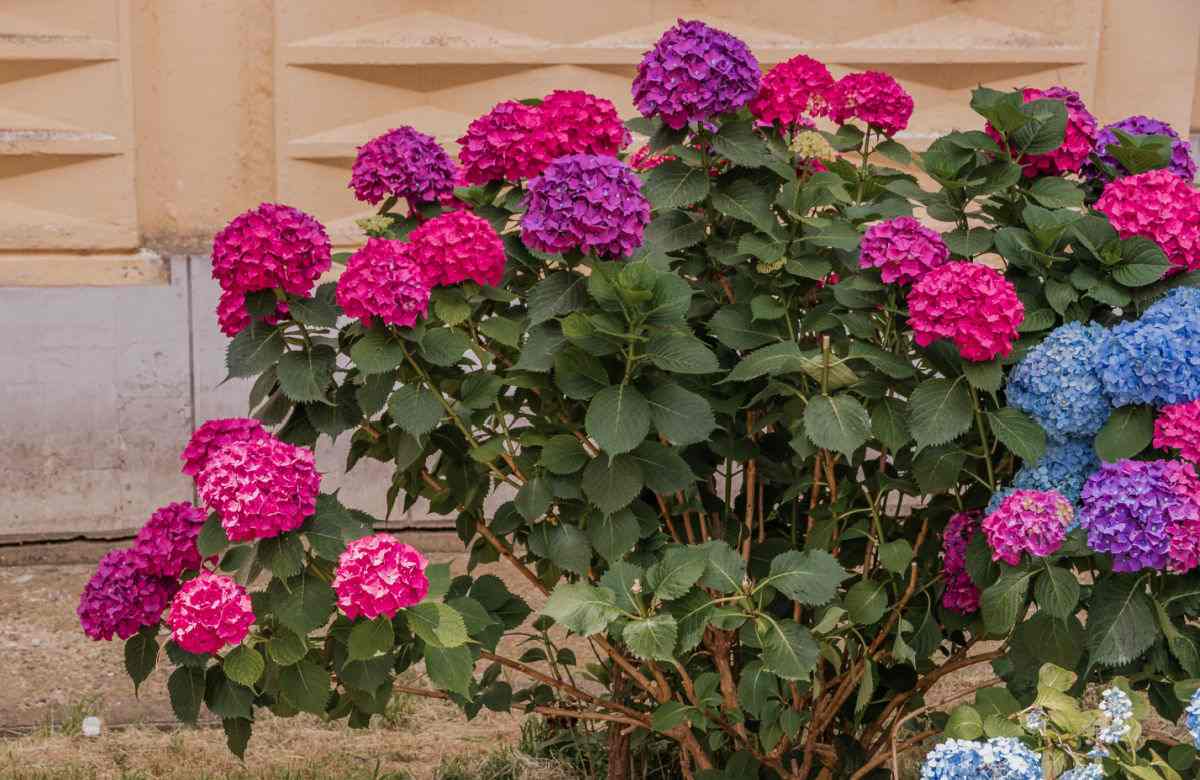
480,650,645,721
394,683,450,700
655,494,684,544
534,705,647,730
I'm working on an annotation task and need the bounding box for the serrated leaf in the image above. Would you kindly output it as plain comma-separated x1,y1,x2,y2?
226,323,285,379
644,333,720,374
541,435,589,475
257,532,305,578
272,573,336,635
581,453,643,515
1095,405,1153,462
222,718,251,759
404,602,469,648
587,509,640,563
268,627,308,666
945,705,984,740
645,210,706,252
528,272,588,326
643,160,710,209
711,179,778,233
646,382,716,446
585,384,651,455
350,328,406,375
768,550,849,606
125,629,159,692
700,541,746,594
871,397,911,451
1034,565,1080,619
708,305,781,350
1027,177,1085,209
624,614,678,661
1088,576,1157,667
804,394,871,458
629,441,695,495
987,407,1047,464
420,327,471,366
879,540,914,575
980,569,1035,636
845,581,888,625
542,582,622,636
222,645,264,687
279,658,331,713
387,385,443,437
553,348,609,400
912,445,967,494
424,644,474,698
168,667,205,723
647,546,708,600
197,514,229,558
909,378,973,449
962,360,1003,392
756,618,818,680
348,617,395,661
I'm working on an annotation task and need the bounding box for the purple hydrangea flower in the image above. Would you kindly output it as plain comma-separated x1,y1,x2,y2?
520,154,651,258
349,126,457,208
1088,115,1196,183
1006,322,1111,440
632,19,761,129
1078,459,1200,572
78,549,177,641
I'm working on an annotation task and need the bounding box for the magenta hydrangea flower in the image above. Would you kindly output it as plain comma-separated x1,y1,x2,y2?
1095,169,1200,273
349,126,457,208
1156,400,1200,463
333,534,430,620
749,54,834,129
986,87,1097,177
78,549,176,641
858,216,950,285
982,490,1073,566
536,90,631,160
130,502,209,579
334,238,431,328
942,512,981,614
1088,115,1196,183
215,289,289,337
457,100,550,185
181,417,270,477
407,211,506,288
628,143,676,172
520,154,651,258
824,71,913,137
168,572,256,655
1079,459,1200,573
907,262,1025,362
211,203,332,297
196,436,321,543
632,19,761,130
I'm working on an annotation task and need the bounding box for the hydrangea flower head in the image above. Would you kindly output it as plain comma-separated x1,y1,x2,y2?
130,502,209,578
1006,322,1111,439
536,90,630,160
1097,687,1133,744
791,130,834,161
1060,765,1105,780
520,154,651,258
168,572,255,655
632,19,761,129
1089,115,1196,183
333,534,430,620
858,216,950,285
335,238,431,328
407,211,505,288
1097,304,1200,406
824,71,913,137
941,511,981,614
457,100,550,185
215,289,288,337
1155,399,1200,463
196,436,321,542
211,203,332,297
982,489,1073,565
1079,459,1200,572
349,126,457,208
907,262,1024,362
1186,687,1200,749
1095,168,1200,273
919,737,1041,780
1012,437,1101,508
987,87,1097,176
749,54,834,129
181,417,270,477
78,549,176,641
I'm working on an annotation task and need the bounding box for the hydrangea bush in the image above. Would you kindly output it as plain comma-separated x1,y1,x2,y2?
83,18,1200,779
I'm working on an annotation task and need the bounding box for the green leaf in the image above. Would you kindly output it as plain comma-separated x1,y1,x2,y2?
624,614,678,661
387,385,443,437
912,445,968,494
581,454,643,515
1027,177,1085,209
874,139,911,165
222,718,252,760
962,360,1003,393
222,645,264,688
708,305,780,350
645,210,706,253
350,328,406,375
643,160,710,209
599,560,644,613
879,540,914,575
712,120,790,175
513,323,566,372
420,327,471,366
629,441,694,495
553,348,609,400
711,179,778,233
646,383,716,446
528,272,588,326
1114,236,1170,286
542,582,622,635
268,627,308,666
272,573,336,635
945,705,984,740
737,661,781,719
1095,405,1154,462
424,645,474,698
544,522,592,575
804,394,871,458
870,397,911,451
587,509,640,563
514,476,553,522
279,658,331,713
722,342,804,383
585,384,651,455
124,628,159,692
167,667,205,723
348,617,395,661
700,541,747,594
644,334,720,374
768,550,848,606
197,514,229,558
980,569,1035,636
404,602,469,648
908,378,973,449
356,371,394,417
1088,575,1157,667
541,435,589,475
306,494,370,562
257,532,305,578
845,581,888,625
647,546,708,600
756,618,818,681
987,407,1047,464
226,323,285,379
205,669,253,719
651,700,695,733
1034,565,1080,619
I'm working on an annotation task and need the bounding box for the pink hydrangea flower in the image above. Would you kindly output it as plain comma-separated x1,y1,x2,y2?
536,90,631,160
1156,400,1200,463
629,144,676,172
457,101,551,185
333,534,430,620
824,71,913,137
181,417,270,477
211,203,332,298
215,289,289,337
335,238,431,328
407,211,506,288
130,502,209,578
196,436,321,543
986,87,1097,177
858,216,950,285
749,54,834,129
983,490,1073,565
1165,461,1200,573
348,126,456,208
907,262,1024,362
1095,169,1200,273
168,572,256,655
941,511,981,615
78,549,176,641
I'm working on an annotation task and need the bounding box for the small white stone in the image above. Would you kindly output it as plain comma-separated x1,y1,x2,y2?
81,716,102,737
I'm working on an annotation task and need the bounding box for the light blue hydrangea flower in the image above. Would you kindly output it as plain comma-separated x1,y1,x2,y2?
1143,287,1200,325
1185,687,1200,749
1023,708,1046,732
1013,437,1101,508
1097,687,1133,744
919,737,1042,780
1007,322,1111,439
1098,302,1200,407
1060,764,1105,780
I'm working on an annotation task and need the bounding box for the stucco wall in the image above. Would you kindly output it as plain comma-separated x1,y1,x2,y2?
2,0,1199,535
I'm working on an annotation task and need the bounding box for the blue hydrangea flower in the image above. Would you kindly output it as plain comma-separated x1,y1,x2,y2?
1061,764,1105,780
1098,302,1200,407
1022,708,1046,732
1006,322,1111,439
1186,688,1200,749
1097,687,1133,744
920,738,1042,780
1013,437,1101,508
986,487,1016,516
1143,286,1200,324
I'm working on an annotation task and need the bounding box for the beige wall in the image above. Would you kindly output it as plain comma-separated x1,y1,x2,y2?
1,0,1198,286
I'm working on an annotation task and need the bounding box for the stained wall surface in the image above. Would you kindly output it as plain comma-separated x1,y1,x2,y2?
2,0,1199,534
